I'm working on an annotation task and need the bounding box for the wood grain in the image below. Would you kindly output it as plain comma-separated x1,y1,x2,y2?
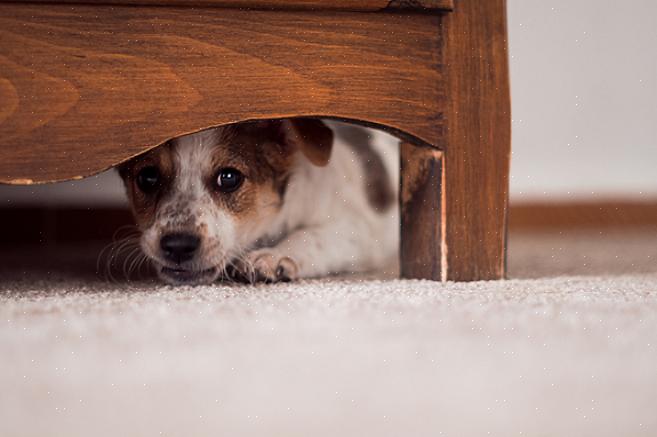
4,0,453,12
0,4,444,184
439,0,512,281
400,142,446,281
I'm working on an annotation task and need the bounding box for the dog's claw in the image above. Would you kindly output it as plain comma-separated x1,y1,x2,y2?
222,264,250,283
227,251,299,284
275,257,298,282
252,253,299,283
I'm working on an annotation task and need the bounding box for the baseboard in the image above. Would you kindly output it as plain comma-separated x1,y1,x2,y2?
2,201,657,245
509,201,657,231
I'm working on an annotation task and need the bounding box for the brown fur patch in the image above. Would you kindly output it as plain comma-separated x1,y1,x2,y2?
337,125,395,213
283,119,334,167
118,143,174,229
206,122,297,215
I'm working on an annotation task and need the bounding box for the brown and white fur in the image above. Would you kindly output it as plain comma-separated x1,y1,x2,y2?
119,119,398,285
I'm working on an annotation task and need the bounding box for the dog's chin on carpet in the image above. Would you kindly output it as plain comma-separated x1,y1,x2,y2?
157,264,220,286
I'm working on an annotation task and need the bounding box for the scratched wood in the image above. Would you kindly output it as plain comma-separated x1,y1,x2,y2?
400,142,445,281
0,4,444,184
2,0,453,12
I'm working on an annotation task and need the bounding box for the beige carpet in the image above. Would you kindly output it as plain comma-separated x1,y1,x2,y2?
1,229,657,436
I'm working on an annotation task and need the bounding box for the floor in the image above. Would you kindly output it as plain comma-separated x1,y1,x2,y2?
1,228,657,436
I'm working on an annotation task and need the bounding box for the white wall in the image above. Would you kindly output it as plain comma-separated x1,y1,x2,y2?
1,0,656,206
508,0,657,201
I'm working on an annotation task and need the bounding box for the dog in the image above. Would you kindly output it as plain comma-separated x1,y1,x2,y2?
118,119,399,285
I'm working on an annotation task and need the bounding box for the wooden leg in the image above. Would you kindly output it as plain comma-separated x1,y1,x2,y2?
400,0,511,282
441,0,511,281
400,142,446,281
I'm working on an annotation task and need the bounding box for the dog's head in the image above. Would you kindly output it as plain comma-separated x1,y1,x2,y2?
118,119,333,285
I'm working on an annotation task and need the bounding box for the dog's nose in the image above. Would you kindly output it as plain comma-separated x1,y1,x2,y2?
160,233,200,264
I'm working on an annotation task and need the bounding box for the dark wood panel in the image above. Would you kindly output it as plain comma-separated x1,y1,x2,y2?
0,4,444,184
440,0,512,281
3,0,454,11
400,142,445,281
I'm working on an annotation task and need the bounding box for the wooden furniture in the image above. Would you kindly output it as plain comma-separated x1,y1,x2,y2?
0,0,511,282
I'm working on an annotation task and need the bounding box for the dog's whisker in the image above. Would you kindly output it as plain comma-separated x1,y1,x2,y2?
122,246,142,281
136,253,150,281
99,242,122,283
96,234,141,284
231,251,256,285
121,250,136,282
225,255,245,284
135,253,150,280
96,241,114,279
111,224,140,241
126,248,145,280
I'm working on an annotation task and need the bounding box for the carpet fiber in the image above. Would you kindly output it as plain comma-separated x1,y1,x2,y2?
1,229,657,436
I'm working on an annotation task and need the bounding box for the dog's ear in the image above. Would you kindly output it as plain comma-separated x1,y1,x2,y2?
280,119,334,167
237,118,334,167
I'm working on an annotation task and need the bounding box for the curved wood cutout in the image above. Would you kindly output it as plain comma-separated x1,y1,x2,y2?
0,4,444,184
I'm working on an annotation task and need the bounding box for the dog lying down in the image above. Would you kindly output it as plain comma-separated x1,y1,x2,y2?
119,119,399,285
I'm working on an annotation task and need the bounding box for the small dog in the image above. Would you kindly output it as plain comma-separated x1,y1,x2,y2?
119,119,398,285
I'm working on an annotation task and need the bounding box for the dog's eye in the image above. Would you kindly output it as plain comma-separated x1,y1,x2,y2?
136,166,161,193
216,168,244,193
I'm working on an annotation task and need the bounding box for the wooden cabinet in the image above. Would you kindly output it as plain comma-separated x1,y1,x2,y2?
0,0,511,281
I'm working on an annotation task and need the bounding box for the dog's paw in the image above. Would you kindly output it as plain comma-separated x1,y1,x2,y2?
228,250,299,283
251,251,299,283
